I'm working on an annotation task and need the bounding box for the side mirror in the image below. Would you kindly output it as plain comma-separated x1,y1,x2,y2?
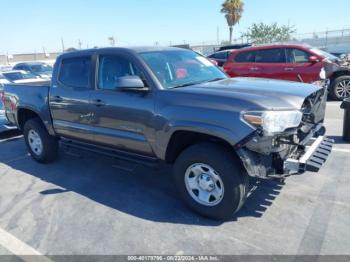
309,56,319,63
115,76,149,92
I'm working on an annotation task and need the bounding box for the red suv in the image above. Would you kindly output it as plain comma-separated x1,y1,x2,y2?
223,44,350,100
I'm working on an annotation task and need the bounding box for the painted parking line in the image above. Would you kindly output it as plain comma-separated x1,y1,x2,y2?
326,102,342,106
0,227,41,255
0,135,23,143
332,147,350,153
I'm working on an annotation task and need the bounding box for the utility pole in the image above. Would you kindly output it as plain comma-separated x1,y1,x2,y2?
61,37,65,52
217,26,220,45
78,39,82,49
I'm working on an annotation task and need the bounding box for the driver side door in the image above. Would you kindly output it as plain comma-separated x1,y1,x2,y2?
89,53,156,156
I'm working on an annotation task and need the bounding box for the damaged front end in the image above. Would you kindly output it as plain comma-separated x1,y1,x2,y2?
237,86,333,179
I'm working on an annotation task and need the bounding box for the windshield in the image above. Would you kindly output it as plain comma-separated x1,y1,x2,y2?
310,48,339,61
3,71,37,81
30,64,53,73
140,50,227,89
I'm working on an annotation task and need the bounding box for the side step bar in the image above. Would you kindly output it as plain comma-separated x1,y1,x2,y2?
284,136,334,174
60,139,159,168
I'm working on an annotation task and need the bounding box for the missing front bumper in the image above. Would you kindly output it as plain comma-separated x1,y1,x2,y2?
284,136,334,174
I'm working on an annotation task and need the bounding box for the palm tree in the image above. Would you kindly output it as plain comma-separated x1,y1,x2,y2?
221,0,244,44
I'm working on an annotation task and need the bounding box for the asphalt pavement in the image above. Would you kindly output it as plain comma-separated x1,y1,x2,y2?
0,101,349,256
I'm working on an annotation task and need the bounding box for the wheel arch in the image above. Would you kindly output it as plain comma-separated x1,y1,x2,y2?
17,107,44,131
164,130,239,164
330,70,350,80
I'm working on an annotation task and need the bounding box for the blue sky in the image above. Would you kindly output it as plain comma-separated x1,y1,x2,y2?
1,0,349,54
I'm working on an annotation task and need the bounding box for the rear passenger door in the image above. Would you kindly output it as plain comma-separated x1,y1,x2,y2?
255,48,287,80
49,55,94,142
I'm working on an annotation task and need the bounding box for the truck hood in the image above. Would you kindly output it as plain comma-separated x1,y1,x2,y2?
174,77,322,110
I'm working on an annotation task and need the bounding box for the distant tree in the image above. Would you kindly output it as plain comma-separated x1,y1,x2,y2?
221,0,244,44
242,22,296,44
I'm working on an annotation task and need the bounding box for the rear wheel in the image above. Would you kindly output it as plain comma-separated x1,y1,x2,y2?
23,118,58,163
173,143,249,220
330,76,350,100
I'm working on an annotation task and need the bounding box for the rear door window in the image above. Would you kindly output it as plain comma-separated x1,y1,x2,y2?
234,51,256,63
14,65,24,70
59,57,91,88
255,48,286,63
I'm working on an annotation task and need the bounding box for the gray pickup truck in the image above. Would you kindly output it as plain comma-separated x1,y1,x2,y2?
2,47,333,219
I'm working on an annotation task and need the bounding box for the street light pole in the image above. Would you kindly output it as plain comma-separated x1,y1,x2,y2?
61,37,65,52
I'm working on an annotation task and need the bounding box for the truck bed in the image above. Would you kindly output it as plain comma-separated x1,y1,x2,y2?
3,82,51,128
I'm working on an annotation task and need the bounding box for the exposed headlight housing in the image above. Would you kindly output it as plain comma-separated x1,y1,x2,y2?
319,67,326,80
242,110,302,135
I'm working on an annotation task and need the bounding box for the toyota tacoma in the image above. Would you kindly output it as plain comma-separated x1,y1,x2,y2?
2,47,333,220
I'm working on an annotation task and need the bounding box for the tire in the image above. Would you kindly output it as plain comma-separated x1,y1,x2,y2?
23,118,58,163
173,143,249,220
329,76,350,101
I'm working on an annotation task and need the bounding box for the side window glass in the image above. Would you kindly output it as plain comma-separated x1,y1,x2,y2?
215,52,227,59
98,55,145,90
234,51,256,63
255,48,286,63
59,56,91,88
293,49,310,63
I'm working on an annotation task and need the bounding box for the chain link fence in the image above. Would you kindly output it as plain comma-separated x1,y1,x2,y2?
191,28,350,56
1,29,350,65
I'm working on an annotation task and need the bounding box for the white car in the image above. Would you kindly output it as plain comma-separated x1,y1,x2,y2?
0,65,13,72
1,70,46,84
0,73,10,85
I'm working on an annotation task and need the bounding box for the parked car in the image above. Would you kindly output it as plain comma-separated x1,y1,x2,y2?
223,44,350,100
207,50,234,67
3,47,332,220
217,43,252,52
1,70,47,84
13,62,53,79
0,65,13,72
0,73,10,85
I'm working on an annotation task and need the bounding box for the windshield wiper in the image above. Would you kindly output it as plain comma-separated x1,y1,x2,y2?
205,77,226,83
172,81,206,88
172,78,226,89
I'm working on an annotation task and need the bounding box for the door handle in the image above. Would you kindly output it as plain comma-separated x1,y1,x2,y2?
92,99,106,107
249,67,259,71
51,96,63,102
284,68,294,71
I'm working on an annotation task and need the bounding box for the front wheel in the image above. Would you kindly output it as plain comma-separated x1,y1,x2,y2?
330,76,350,101
173,143,249,220
23,118,58,163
